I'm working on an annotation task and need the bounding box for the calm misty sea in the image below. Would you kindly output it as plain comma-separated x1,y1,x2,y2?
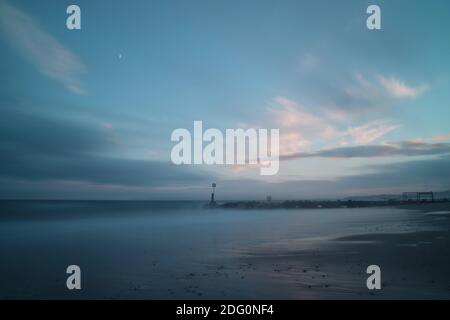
0,201,427,299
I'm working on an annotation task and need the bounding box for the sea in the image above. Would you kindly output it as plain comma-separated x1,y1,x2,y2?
0,200,438,299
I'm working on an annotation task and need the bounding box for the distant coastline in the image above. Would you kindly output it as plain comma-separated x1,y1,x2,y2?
219,198,450,210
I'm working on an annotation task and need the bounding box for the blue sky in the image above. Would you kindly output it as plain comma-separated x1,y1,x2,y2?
1,0,450,199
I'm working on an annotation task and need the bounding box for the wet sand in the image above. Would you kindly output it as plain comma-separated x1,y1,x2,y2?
231,202,450,299
1,201,449,299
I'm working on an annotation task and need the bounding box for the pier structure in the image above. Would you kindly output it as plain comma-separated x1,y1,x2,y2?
402,192,434,202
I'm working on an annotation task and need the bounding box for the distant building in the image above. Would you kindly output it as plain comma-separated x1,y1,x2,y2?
402,192,434,202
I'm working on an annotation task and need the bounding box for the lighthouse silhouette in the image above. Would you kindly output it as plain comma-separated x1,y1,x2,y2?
210,183,217,206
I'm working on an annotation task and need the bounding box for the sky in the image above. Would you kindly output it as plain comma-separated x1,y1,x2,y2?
1,0,450,200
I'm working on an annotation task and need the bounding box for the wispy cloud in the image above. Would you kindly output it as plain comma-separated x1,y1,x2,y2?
340,120,400,145
378,76,429,98
300,53,319,69
280,141,450,161
0,1,86,94
341,73,430,114
269,97,399,154
272,96,337,133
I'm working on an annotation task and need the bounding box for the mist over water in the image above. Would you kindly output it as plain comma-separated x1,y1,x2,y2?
1,201,432,299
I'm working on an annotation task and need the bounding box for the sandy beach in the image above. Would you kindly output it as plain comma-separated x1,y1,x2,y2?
232,202,450,299
0,201,449,299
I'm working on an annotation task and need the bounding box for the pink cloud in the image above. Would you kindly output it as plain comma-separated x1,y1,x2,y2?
432,133,450,141
341,120,400,145
271,97,338,139
269,97,399,156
